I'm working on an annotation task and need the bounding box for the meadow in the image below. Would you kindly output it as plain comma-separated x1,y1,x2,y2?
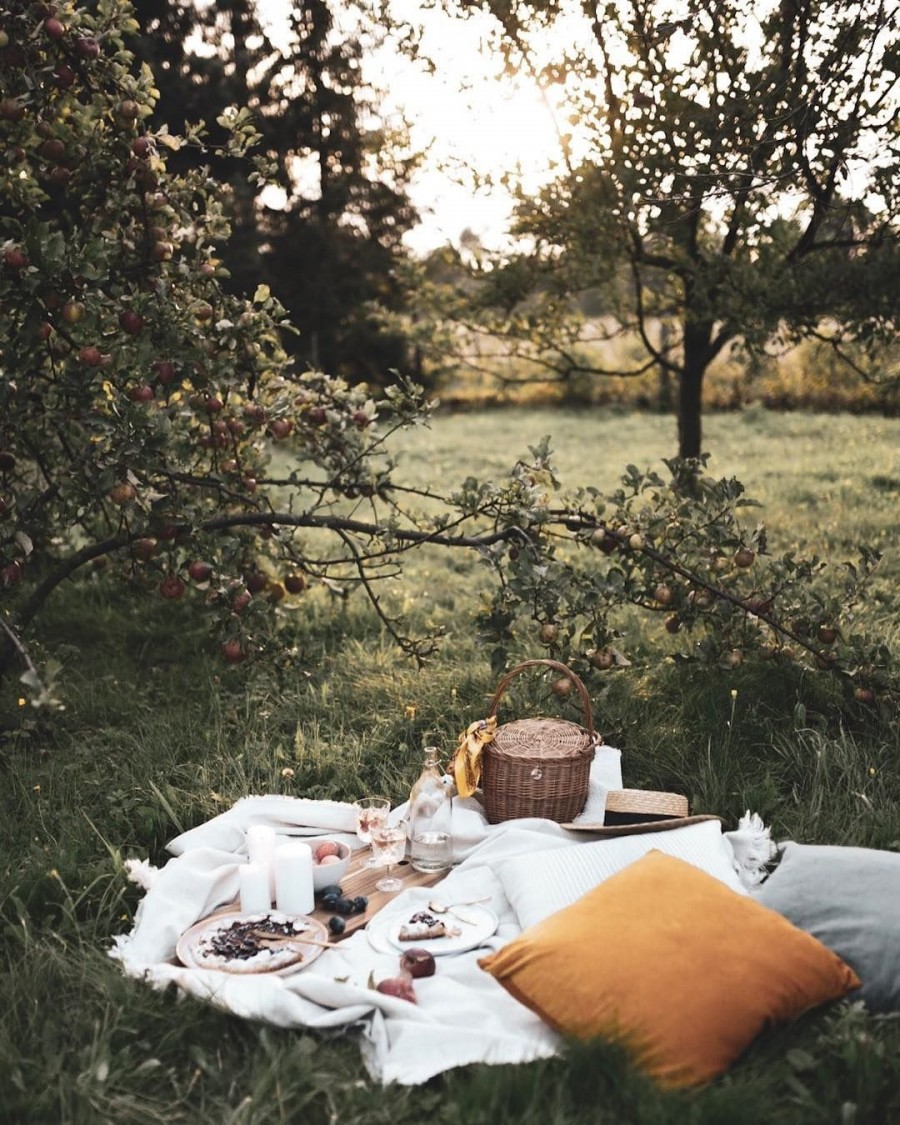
1,406,899,1124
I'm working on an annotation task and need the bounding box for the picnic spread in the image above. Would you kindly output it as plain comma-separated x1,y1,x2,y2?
110,663,900,1087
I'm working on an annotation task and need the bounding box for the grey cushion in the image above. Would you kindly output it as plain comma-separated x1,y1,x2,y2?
754,841,900,1012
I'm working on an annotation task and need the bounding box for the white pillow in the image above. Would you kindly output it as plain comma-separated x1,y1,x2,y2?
497,819,747,931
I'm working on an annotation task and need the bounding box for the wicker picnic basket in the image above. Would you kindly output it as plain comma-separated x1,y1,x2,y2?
480,659,600,824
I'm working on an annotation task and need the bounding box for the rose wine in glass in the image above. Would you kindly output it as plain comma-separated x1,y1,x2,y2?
355,797,390,867
371,825,406,892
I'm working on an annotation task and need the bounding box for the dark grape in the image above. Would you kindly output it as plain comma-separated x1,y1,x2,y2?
328,915,346,936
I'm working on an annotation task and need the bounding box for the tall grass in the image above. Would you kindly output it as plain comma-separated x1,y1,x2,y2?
1,408,899,1123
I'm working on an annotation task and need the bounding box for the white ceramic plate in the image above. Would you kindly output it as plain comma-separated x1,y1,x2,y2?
176,910,329,976
382,904,499,956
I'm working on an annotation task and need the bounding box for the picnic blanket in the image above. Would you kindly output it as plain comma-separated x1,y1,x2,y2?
110,747,770,1086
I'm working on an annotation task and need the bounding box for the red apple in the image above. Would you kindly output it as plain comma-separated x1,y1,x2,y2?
245,571,268,595
351,409,370,428
1,560,23,586
53,65,76,88
306,406,327,426
399,948,436,979
41,138,66,162
0,99,25,122
150,241,173,262
43,17,65,38
220,640,246,664
108,482,136,505
128,384,154,404
78,345,102,367
119,310,144,336
232,589,252,615
46,165,71,187
188,560,213,583
132,538,156,561
131,136,152,158
75,36,100,58
268,418,293,441
151,363,175,388
159,575,186,600
376,977,417,1003
3,245,28,271
284,573,307,594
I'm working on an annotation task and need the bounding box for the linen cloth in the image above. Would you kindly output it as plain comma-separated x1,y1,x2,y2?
110,747,768,1086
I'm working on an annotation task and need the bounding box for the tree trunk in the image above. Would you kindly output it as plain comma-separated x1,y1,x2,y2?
677,322,711,460
677,363,703,459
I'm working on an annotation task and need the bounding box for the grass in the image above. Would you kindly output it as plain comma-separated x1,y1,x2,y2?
1,406,900,1123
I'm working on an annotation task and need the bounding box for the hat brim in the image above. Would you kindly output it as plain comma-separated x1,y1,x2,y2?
560,813,725,837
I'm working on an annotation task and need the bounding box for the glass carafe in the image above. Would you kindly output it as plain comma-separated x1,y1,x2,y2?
408,745,453,872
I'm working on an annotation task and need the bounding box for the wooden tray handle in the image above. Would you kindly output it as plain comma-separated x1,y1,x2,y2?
487,659,595,741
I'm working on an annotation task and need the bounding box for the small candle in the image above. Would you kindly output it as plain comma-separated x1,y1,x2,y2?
246,824,277,896
239,861,271,914
274,841,315,915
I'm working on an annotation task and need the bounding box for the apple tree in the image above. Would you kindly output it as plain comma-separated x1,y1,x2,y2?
0,0,437,700
415,0,900,459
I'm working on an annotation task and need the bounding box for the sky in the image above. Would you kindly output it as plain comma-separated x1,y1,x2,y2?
255,0,566,254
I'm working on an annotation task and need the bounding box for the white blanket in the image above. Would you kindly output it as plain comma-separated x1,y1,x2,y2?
110,749,771,1086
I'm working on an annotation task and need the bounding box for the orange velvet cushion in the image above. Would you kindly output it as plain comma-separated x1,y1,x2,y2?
480,851,860,1087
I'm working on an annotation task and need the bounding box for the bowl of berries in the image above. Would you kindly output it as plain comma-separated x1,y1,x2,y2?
311,838,351,891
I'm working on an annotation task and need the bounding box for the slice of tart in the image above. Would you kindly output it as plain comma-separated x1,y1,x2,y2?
397,910,461,942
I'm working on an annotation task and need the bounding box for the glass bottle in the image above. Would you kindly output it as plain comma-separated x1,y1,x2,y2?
408,745,453,872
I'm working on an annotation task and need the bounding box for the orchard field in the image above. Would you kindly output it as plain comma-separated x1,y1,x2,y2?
2,406,900,1124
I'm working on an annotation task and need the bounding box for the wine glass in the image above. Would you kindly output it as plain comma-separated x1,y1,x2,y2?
355,796,390,867
371,824,407,892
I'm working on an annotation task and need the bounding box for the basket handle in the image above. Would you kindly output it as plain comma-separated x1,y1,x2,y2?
487,659,596,741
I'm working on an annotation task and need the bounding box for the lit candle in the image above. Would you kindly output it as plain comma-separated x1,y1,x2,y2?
239,861,271,914
246,824,277,896
274,841,315,915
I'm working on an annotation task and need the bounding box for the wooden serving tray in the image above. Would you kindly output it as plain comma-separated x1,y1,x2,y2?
309,847,446,941
196,847,448,954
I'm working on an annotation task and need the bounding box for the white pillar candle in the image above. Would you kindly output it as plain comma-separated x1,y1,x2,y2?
246,824,277,896
238,861,271,914
274,841,315,915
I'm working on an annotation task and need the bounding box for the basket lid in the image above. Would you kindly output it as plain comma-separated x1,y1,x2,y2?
490,717,595,762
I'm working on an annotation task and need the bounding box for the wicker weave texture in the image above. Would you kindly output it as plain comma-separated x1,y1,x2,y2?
481,660,598,825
